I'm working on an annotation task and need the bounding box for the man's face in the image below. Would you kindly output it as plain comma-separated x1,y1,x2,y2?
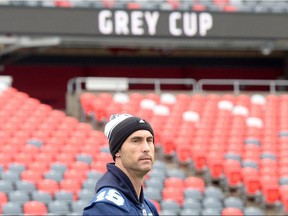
116,130,155,176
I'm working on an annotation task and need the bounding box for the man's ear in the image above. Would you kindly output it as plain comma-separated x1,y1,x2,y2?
115,151,121,158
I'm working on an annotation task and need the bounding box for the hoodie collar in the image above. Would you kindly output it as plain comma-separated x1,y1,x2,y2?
95,163,144,205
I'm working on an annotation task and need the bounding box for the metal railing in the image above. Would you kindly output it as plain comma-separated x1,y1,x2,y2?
67,77,197,95
197,79,288,94
67,77,288,95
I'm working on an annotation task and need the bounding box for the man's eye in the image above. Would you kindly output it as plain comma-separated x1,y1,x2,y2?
133,139,140,142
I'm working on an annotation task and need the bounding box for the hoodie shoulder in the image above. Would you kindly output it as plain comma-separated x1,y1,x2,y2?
83,187,130,216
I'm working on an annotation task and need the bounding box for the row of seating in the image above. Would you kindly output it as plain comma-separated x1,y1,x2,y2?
1,0,288,13
145,160,267,215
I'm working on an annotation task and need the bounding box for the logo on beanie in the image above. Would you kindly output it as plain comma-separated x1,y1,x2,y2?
139,119,145,124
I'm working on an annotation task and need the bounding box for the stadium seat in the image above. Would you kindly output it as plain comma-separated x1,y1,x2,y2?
221,207,243,216
31,191,53,204
78,189,95,202
8,190,30,205
44,170,64,182
50,162,67,173
86,170,103,181
0,191,8,205
162,186,184,206
59,179,82,195
164,177,184,189
261,183,281,207
183,188,203,202
69,160,90,173
243,206,265,216
0,170,20,183
21,169,43,184
2,202,23,215
206,156,224,182
223,196,244,209
82,178,96,191
202,197,223,212
54,190,75,202
183,176,205,192
37,179,59,195
23,201,48,216
160,199,180,215
201,207,222,216
7,163,26,174
63,168,87,182
15,180,36,193
71,200,88,214
76,154,93,165
145,187,162,202
27,161,50,173
190,149,207,173
145,177,164,190
166,167,186,179
47,200,71,215
0,180,14,193
204,186,225,200
182,198,202,211
179,208,201,216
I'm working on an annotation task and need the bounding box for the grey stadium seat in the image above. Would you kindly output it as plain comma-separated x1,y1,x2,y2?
31,191,53,204
71,200,88,214
15,180,36,193
8,190,30,205
223,196,244,209
0,180,14,193
2,202,23,214
183,188,203,201
47,200,71,214
78,189,95,202
54,190,74,203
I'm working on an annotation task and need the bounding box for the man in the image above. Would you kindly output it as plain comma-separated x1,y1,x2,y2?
83,114,159,216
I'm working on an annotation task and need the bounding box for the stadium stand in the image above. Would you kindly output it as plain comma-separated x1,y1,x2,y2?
1,75,288,215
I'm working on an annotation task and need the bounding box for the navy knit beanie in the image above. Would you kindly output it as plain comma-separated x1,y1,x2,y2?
104,114,154,160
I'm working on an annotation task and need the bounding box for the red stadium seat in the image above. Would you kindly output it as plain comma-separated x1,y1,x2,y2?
69,161,90,172
166,0,180,9
192,3,207,11
23,201,48,216
164,177,184,189
183,176,205,192
0,191,8,205
37,179,59,195
13,152,34,167
54,152,75,166
175,144,192,164
63,168,87,182
222,207,243,216
54,0,72,7
0,153,13,169
21,170,43,184
242,175,261,199
60,179,82,197
206,157,224,182
162,187,184,206
90,160,108,174
190,148,207,173
127,2,141,9
27,161,50,173
262,184,281,207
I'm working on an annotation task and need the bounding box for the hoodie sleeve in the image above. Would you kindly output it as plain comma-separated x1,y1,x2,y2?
82,188,130,216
